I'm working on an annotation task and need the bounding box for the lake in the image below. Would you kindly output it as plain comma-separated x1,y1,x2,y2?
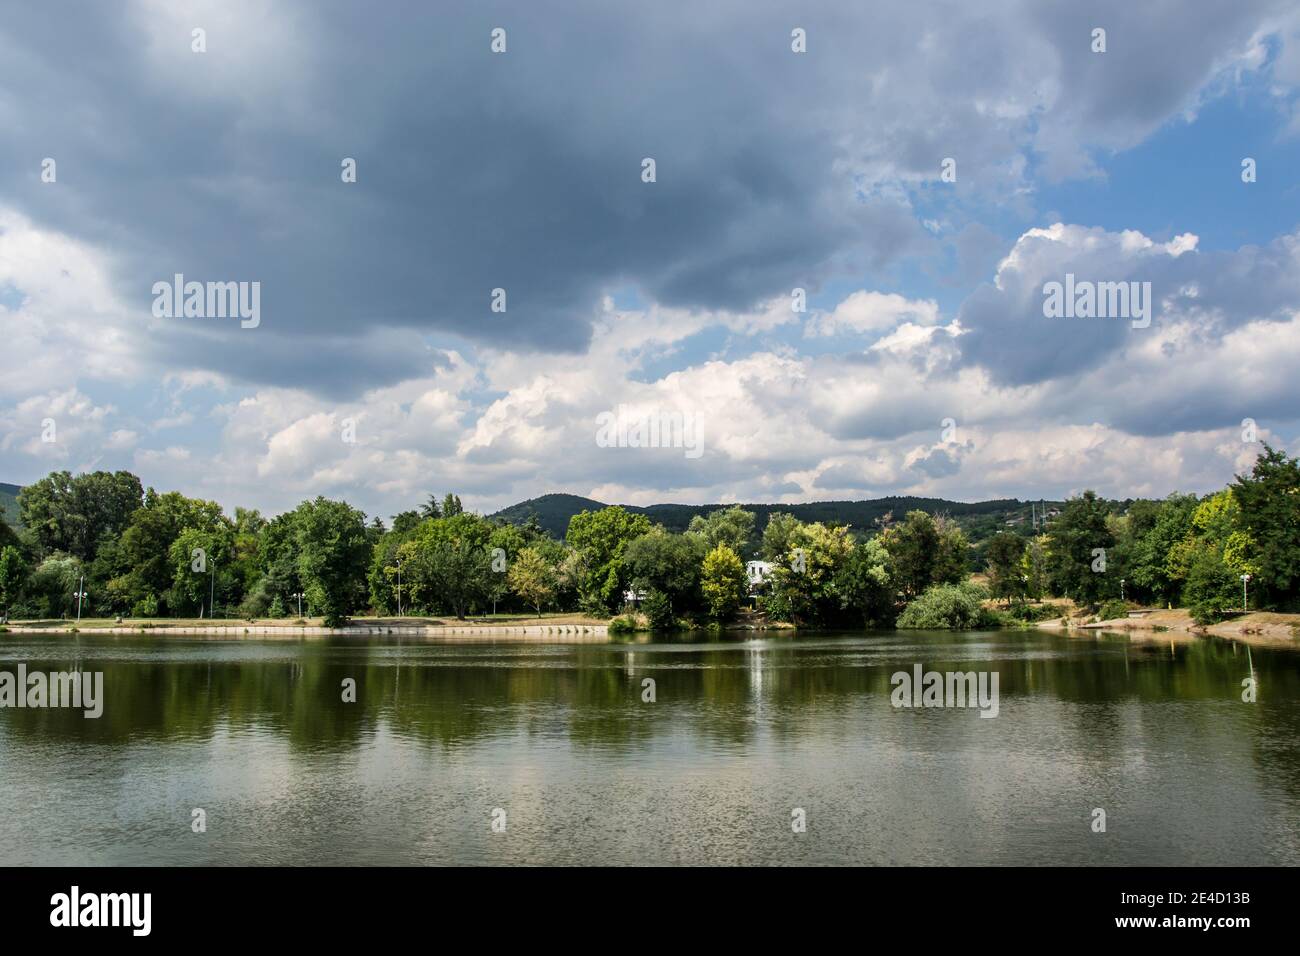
1,629,1297,865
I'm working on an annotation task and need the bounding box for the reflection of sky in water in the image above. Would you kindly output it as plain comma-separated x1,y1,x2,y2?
1,630,1298,865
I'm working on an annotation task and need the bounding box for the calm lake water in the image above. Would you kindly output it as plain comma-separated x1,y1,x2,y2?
1,629,1298,866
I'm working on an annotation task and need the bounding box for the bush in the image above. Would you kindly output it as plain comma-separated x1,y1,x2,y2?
896,582,998,630
1002,601,1061,623
608,614,639,635
1097,599,1129,622
1189,597,1236,626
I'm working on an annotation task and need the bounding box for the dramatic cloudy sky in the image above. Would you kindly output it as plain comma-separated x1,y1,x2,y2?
3,0,1300,520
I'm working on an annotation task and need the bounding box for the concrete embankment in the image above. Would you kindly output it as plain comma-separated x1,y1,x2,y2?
2,622,609,641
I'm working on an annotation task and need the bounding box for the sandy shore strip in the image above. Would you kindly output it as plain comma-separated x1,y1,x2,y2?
1071,609,1300,649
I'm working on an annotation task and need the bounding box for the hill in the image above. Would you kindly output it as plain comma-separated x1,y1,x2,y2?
0,482,20,528
490,492,1060,545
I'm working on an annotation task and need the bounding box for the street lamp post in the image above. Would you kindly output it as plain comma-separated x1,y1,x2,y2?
1242,573,1251,613
292,591,304,618
396,559,403,617
1120,578,1126,602
73,575,88,623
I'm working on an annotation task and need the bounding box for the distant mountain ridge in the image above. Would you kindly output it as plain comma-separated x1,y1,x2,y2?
489,491,1052,541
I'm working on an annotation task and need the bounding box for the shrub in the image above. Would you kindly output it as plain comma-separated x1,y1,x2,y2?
1002,601,1061,623
1097,599,1129,622
608,614,639,635
896,582,998,630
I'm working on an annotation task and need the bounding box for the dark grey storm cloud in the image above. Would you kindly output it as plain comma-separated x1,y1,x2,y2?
1,0,1292,400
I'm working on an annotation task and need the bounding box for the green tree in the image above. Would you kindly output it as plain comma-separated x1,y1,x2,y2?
1184,546,1241,625
1045,491,1115,606
760,512,802,562
897,582,995,630
1231,445,1300,607
1019,535,1049,601
18,470,143,561
565,506,652,612
28,554,85,618
108,490,227,616
763,522,854,624
0,546,29,621
835,537,894,625
507,546,556,617
167,524,235,616
624,526,703,616
700,543,746,621
687,506,756,558
985,532,1027,605
1130,493,1198,605
292,497,370,626
879,511,967,601
400,511,494,619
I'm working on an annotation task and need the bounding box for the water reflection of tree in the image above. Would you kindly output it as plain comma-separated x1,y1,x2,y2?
1,636,1297,788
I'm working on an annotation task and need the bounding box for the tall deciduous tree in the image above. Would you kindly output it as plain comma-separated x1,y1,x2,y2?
508,546,556,617
985,532,1027,605
1046,491,1115,606
565,506,652,612
700,543,746,621
292,498,371,626
1232,445,1300,606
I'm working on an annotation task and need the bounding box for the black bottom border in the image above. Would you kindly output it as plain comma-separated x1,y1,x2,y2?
0,866,1286,941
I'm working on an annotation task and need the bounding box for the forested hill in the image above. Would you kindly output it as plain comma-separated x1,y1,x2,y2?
489,492,1051,542
0,482,21,527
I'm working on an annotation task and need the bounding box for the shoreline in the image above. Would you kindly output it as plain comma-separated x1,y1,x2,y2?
1,621,608,641
1066,609,1300,649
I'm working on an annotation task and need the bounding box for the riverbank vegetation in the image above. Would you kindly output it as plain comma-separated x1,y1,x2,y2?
1,445,1297,631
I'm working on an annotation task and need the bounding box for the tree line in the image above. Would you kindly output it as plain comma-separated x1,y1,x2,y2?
0,444,1296,628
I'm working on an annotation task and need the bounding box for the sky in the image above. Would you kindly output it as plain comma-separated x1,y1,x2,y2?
2,0,1300,522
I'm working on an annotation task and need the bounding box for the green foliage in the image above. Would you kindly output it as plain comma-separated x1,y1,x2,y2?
399,511,494,619
1126,493,1198,605
878,511,968,601
762,521,854,625
624,526,702,615
1184,546,1241,625
1231,445,1300,606
291,497,371,626
1045,491,1116,605
1001,600,1061,623
834,536,894,626
565,506,652,612
0,545,29,619
686,506,756,559
760,512,802,563
607,614,638,635
641,589,677,629
28,554,85,618
896,582,996,630
1097,599,1129,622
507,546,556,616
700,543,746,621
18,470,143,562
985,531,1027,604
1019,535,1049,601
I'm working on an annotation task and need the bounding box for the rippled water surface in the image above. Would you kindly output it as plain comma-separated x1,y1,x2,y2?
1,629,1298,865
